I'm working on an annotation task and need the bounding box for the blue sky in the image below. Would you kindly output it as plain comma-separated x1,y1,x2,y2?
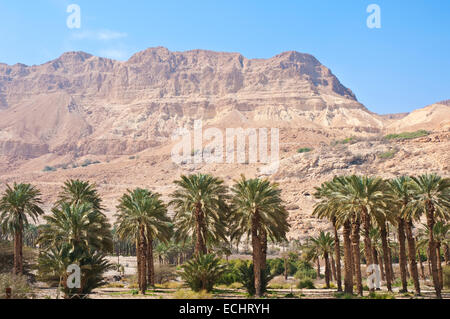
0,1,448,114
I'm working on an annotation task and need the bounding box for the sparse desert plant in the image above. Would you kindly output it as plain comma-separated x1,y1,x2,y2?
154,264,177,284
378,149,398,159
384,130,429,141
173,289,212,299
179,253,227,292
367,292,396,299
297,147,313,153
0,274,34,299
444,265,450,289
237,261,274,296
297,278,315,289
43,166,57,172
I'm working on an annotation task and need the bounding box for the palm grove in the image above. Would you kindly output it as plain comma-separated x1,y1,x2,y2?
0,173,448,298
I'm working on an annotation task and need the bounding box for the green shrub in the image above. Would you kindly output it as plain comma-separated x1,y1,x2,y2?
332,137,357,145
237,261,274,296
154,264,177,285
367,292,395,299
294,260,316,280
0,274,34,299
43,166,56,172
378,149,398,159
297,278,315,289
173,289,212,299
297,147,313,153
384,130,429,140
217,259,246,285
334,292,354,299
444,265,450,289
180,254,226,292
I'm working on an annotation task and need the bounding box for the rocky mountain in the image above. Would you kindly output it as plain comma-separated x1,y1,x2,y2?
0,47,385,160
0,47,448,239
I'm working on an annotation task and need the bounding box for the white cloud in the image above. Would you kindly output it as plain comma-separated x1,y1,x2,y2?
72,29,128,41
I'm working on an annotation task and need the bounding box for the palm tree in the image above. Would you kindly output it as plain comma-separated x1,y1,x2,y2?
313,180,343,291
0,183,44,274
37,244,111,299
230,175,289,297
309,232,335,288
318,177,354,294
407,174,450,298
115,188,171,293
56,179,103,210
38,202,113,254
432,221,449,290
170,174,229,255
389,176,421,295
37,201,113,298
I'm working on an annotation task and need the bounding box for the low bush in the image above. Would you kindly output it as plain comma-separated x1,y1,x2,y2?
297,278,315,289
154,264,177,284
444,265,450,289
384,130,429,140
173,289,212,299
378,149,398,159
297,147,313,153
180,254,226,292
237,261,274,296
367,292,396,299
0,274,34,299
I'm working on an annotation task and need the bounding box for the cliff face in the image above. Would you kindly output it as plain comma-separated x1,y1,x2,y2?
0,48,448,239
0,47,384,159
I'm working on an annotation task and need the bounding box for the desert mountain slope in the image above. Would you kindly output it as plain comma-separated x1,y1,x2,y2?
386,100,450,132
0,48,448,239
0,47,384,159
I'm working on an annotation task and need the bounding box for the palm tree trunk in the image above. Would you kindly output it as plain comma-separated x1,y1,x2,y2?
351,216,363,296
436,243,443,290
426,205,442,298
13,218,24,275
380,223,392,292
324,252,331,288
405,220,421,295
147,237,155,287
260,228,267,273
378,254,385,281
284,256,288,280
362,208,374,268
330,253,337,282
418,252,425,280
343,220,353,294
252,212,262,297
388,243,395,281
397,217,408,292
316,257,321,278
194,204,207,255
139,225,147,295
332,218,342,291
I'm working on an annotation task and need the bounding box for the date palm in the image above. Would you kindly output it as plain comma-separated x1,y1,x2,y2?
0,183,44,274
313,180,343,291
317,177,354,294
56,179,103,211
310,232,335,288
406,174,450,298
389,176,421,295
37,200,113,298
38,202,113,254
170,174,230,255
115,188,171,293
230,175,289,297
